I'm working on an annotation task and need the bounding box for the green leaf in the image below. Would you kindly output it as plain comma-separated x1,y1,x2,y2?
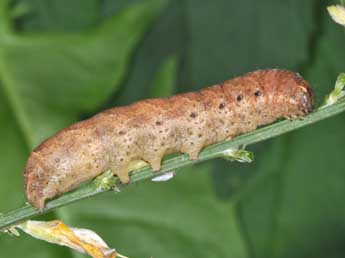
101,0,141,20
237,5,345,258
0,0,166,147
13,0,100,32
108,0,184,107
180,0,315,90
63,165,248,258
0,233,70,258
0,89,28,211
0,86,71,258
269,11,345,258
211,143,269,199
178,0,316,203
148,54,178,98
235,138,289,258
0,1,165,257
2,1,345,258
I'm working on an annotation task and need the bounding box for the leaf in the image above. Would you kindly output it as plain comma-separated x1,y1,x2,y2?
0,88,68,258
237,5,345,258
211,144,267,199
268,11,345,258
101,0,141,20
0,233,70,258
70,1,321,257
235,138,289,258
13,0,100,32
0,89,27,211
148,54,178,98
2,1,345,258
0,0,167,146
108,0,184,107
180,0,316,200
180,0,315,90
0,1,166,257
61,165,249,258
1,90,65,256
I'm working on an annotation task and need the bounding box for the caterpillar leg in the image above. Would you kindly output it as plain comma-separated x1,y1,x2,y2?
147,157,162,172
141,150,165,172
113,168,130,184
186,146,203,160
285,114,304,121
188,151,199,160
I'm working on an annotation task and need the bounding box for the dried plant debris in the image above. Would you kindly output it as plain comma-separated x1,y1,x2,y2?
4,220,130,258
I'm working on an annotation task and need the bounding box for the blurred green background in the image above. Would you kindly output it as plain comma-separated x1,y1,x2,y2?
1,0,345,257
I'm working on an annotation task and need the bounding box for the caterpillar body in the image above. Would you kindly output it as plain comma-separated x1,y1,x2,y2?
24,69,313,209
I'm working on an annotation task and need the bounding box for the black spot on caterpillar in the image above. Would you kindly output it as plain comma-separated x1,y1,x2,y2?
24,69,313,209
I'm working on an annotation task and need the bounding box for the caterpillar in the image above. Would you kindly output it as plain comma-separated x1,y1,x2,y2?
24,69,313,209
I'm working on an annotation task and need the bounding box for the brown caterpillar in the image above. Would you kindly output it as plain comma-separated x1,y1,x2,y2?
24,69,313,209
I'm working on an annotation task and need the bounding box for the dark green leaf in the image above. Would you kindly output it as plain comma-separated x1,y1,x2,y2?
0,0,166,146
108,0,184,106
0,1,166,257
237,5,345,258
148,54,178,98
63,165,248,258
13,0,100,32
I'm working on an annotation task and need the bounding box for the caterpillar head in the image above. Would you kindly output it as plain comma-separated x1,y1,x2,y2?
294,73,314,114
255,69,314,116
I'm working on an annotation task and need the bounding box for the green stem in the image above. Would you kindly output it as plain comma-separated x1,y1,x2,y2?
1,98,345,230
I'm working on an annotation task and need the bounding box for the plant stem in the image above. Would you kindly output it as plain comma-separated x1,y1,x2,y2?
1,98,345,230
